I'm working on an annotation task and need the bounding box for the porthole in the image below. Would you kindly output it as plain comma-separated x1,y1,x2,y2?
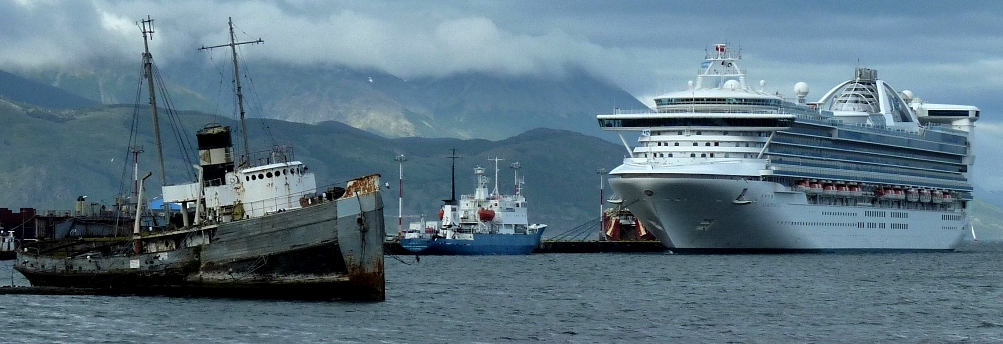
267,172,273,178
245,176,249,181
258,173,264,179
251,175,256,181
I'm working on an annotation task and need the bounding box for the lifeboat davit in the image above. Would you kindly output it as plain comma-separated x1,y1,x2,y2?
478,208,496,222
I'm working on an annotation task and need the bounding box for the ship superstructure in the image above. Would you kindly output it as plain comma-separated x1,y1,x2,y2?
597,44,978,252
400,158,546,255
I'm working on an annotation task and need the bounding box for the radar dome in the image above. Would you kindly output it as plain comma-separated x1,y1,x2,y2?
901,90,914,102
794,82,809,97
723,79,741,90
687,80,694,89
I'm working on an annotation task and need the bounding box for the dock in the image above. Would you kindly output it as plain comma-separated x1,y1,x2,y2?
383,239,666,254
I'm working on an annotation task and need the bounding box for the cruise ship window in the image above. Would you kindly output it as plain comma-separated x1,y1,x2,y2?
668,153,673,157
678,131,683,135
705,142,711,146
674,142,679,146
693,142,698,146
690,153,696,157
714,142,719,146
710,153,715,157
701,153,706,157
696,131,702,135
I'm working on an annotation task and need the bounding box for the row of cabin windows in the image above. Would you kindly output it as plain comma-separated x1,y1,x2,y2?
651,131,770,137
245,167,306,181
653,141,760,147
642,153,760,158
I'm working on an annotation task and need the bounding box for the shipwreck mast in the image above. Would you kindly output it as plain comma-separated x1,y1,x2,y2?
139,17,167,191
199,17,262,166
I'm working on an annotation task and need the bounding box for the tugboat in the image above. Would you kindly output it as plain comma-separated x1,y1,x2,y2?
400,157,546,255
600,201,657,242
14,17,385,300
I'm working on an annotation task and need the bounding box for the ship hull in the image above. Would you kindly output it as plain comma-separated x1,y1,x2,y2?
15,183,385,301
609,177,967,252
400,230,546,255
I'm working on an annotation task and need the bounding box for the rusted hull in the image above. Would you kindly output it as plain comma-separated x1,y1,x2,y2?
15,175,385,301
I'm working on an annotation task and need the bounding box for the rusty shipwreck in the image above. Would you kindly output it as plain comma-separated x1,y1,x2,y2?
14,17,385,301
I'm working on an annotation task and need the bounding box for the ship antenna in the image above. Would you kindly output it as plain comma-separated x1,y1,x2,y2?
443,149,462,205
199,17,263,166
139,16,167,190
489,157,504,196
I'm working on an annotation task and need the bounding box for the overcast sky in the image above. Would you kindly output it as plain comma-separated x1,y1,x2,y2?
4,0,1003,190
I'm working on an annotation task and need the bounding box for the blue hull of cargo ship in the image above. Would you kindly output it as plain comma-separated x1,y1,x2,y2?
400,229,546,255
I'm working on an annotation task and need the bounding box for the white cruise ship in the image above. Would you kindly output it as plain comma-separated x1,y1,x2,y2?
598,44,978,252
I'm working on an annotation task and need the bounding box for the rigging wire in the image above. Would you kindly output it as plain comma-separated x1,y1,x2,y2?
238,52,279,151
151,63,198,182
116,60,148,199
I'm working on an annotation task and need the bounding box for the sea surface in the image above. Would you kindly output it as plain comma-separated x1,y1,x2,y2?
2,242,1003,343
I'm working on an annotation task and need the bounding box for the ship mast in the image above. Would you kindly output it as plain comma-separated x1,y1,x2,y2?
443,149,462,205
199,17,262,166
489,157,504,196
139,17,167,190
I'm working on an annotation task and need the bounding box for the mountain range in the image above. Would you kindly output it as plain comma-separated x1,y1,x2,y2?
3,58,646,141
0,61,999,240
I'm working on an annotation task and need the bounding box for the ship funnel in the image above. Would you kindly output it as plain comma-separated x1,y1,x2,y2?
196,123,235,186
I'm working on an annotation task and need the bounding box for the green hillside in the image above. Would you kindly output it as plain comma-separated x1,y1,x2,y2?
0,100,622,233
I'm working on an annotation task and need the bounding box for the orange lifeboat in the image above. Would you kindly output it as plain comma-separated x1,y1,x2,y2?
822,183,837,195
836,184,850,197
919,189,932,203
943,191,953,203
478,208,496,222
905,188,919,202
893,189,905,200
438,208,445,220
848,185,863,197
808,181,823,194
932,190,944,204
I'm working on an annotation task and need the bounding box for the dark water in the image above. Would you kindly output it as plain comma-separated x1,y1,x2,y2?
3,242,1003,343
